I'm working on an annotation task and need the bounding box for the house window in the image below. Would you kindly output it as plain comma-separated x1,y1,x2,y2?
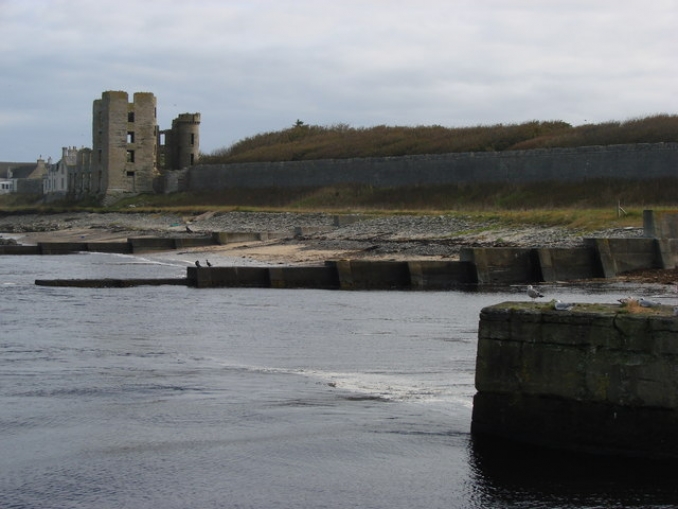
127,131,135,144
128,111,135,123
126,150,135,163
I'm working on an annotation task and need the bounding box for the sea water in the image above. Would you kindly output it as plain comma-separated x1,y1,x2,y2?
1,252,678,508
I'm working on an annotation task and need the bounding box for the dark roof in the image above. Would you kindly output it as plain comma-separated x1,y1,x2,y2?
0,162,38,179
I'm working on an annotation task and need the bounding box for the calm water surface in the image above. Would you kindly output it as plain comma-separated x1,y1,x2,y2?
1,252,677,508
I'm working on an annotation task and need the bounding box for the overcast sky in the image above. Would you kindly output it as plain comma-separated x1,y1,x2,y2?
1,0,676,162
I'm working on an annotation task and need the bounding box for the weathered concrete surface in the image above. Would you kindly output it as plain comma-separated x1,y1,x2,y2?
334,260,411,290
35,278,188,287
644,209,678,269
269,265,340,289
473,301,678,458
0,245,41,254
86,242,132,254
129,236,216,252
585,238,660,278
212,231,289,244
39,242,89,254
644,209,678,239
460,247,540,284
408,260,477,289
536,247,602,282
188,266,271,288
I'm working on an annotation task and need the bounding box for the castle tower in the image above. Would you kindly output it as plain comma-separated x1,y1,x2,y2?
161,113,200,170
92,91,158,195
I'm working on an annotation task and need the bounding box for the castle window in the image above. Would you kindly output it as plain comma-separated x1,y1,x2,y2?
128,111,135,123
127,131,135,144
190,153,195,164
126,150,135,163
126,171,135,177
97,150,102,163
190,133,195,145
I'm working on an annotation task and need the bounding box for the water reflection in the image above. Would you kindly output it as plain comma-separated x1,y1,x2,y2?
469,433,678,508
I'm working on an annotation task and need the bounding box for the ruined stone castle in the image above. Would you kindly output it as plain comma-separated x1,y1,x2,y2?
44,91,200,200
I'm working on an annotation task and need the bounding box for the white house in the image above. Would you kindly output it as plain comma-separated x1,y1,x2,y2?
0,177,14,194
43,148,75,196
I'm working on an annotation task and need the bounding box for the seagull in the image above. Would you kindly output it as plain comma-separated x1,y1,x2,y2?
639,297,660,308
206,260,212,267
195,260,201,268
553,300,574,311
527,285,544,300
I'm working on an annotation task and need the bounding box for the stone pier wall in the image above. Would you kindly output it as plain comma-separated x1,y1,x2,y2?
472,302,678,458
182,143,678,192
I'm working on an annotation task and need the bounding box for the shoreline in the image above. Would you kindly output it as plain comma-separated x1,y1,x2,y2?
3,211,674,283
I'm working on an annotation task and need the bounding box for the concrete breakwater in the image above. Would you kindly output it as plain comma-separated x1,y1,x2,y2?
0,235,217,255
473,301,678,459
16,210,678,289
22,233,678,289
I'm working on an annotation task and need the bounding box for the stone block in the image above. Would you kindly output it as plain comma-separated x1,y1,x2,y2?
536,247,602,281
86,242,132,254
39,242,89,254
586,237,660,277
474,302,678,457
0,245,41,254
408,260,477,289
643,209,678,239
212,232,263,244
460,247,541,284
268,266,340,289
335,260,411,290
128,237,176,252
188,266,271,288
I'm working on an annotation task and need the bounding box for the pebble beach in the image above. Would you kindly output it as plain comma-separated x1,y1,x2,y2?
0,210,645,265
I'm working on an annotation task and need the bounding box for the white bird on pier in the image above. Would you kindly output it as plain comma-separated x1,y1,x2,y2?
553,300,574,311
639,297,660,308
527,285,544,301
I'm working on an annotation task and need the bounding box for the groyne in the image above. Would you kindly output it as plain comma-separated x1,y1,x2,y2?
0,235,217,255
472,301,678,459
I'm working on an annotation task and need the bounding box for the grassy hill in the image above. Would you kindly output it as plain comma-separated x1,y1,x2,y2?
202,114,678,164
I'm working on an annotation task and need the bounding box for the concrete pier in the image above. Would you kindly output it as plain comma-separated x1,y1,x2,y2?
35,278,188,287
473,301,678,459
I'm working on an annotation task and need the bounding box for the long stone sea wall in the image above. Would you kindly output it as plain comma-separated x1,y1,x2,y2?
174,142,678,192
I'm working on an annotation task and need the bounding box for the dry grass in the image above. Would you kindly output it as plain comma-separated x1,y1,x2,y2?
202,115,678,164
